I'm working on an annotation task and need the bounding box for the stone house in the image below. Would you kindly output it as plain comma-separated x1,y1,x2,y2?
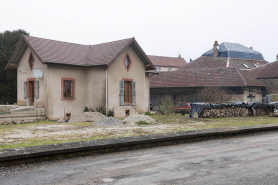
248,59,278,95
6,35,155,119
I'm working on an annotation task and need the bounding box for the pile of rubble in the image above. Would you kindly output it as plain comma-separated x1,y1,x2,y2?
123,114,155,124
68,112,105,123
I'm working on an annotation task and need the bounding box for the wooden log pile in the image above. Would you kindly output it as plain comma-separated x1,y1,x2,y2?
249,107,275,116
200,107,249,118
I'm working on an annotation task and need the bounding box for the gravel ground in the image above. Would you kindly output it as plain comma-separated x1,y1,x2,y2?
123,114,155,124
94,117,124,127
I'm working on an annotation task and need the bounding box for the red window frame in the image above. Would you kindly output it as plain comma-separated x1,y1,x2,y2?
61,78,75,100
123,52,132,72
28,51,35,70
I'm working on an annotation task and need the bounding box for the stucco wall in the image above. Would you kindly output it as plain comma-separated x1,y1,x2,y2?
85,67,106,109
46,65,87,119
107,46,150,118
17,47,48,107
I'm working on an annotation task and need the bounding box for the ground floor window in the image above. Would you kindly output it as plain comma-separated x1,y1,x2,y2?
61,78,75,100
120,79,135,106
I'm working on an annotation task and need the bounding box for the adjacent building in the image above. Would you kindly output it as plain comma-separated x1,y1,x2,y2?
147,55,187,72
150,41,270,104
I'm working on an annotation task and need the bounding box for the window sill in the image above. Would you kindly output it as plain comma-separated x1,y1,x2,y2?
61,97,76,100
123,103,133,106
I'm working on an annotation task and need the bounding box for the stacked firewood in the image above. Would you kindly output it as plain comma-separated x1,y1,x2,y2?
200,107,249,118
251,107,274,116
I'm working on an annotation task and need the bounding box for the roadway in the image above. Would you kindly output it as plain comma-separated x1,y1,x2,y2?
2,131,278,184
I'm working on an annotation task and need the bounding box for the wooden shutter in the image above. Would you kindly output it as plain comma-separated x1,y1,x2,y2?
132,81,136,105
24,81,27,99
35,80,39,99
120,80,124,105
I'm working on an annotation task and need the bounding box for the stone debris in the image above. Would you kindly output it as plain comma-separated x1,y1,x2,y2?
95,117,124,127
123,114,155,125
68,112,105,123
57,119,65,123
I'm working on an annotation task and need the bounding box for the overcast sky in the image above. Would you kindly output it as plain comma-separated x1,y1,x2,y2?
2,0,278,62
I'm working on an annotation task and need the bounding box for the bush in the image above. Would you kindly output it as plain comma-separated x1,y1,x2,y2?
89,108,95,112
145,112,153,116
159,95,175,115
136,121,153,125
84,107,89,112
107,109,114,117
96,106,106,115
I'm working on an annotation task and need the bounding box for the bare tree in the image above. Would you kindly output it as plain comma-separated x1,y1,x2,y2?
197,87,231,103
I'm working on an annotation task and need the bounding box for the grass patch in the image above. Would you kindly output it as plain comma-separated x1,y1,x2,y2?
136,121,154,125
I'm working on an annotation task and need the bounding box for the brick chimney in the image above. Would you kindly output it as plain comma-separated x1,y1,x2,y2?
178,54,181,58
213,41,219,57
277,53,278,61
250,46,253,49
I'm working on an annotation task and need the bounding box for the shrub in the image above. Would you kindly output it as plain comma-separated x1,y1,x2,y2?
107,109,114,117
84,107,89,112
145,112,153,116
136,121,153,125
159,95,175,115
96,106,106,115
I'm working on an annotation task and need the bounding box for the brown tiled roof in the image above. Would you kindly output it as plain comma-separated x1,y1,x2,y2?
248,61,278,79
147,55,187,67
6,35,155,69
150,67,265,88
184,56,268,70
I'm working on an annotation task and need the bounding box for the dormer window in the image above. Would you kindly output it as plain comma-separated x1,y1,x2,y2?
28,51,35,70
123,53,132,72
253,63,259,68
242,64,250,69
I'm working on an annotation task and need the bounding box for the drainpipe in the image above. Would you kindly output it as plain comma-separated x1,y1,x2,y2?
106,68,108,115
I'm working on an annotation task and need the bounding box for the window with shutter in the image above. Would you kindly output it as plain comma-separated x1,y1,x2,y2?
24,81,27,99
35,80,39,99
120,79,136,105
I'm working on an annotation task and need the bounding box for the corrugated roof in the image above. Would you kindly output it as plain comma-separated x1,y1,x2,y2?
6,35,155,70
150,67,265,88
248,61,278,78
184,56,268,70
202,42,265,60
147,55,187,67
